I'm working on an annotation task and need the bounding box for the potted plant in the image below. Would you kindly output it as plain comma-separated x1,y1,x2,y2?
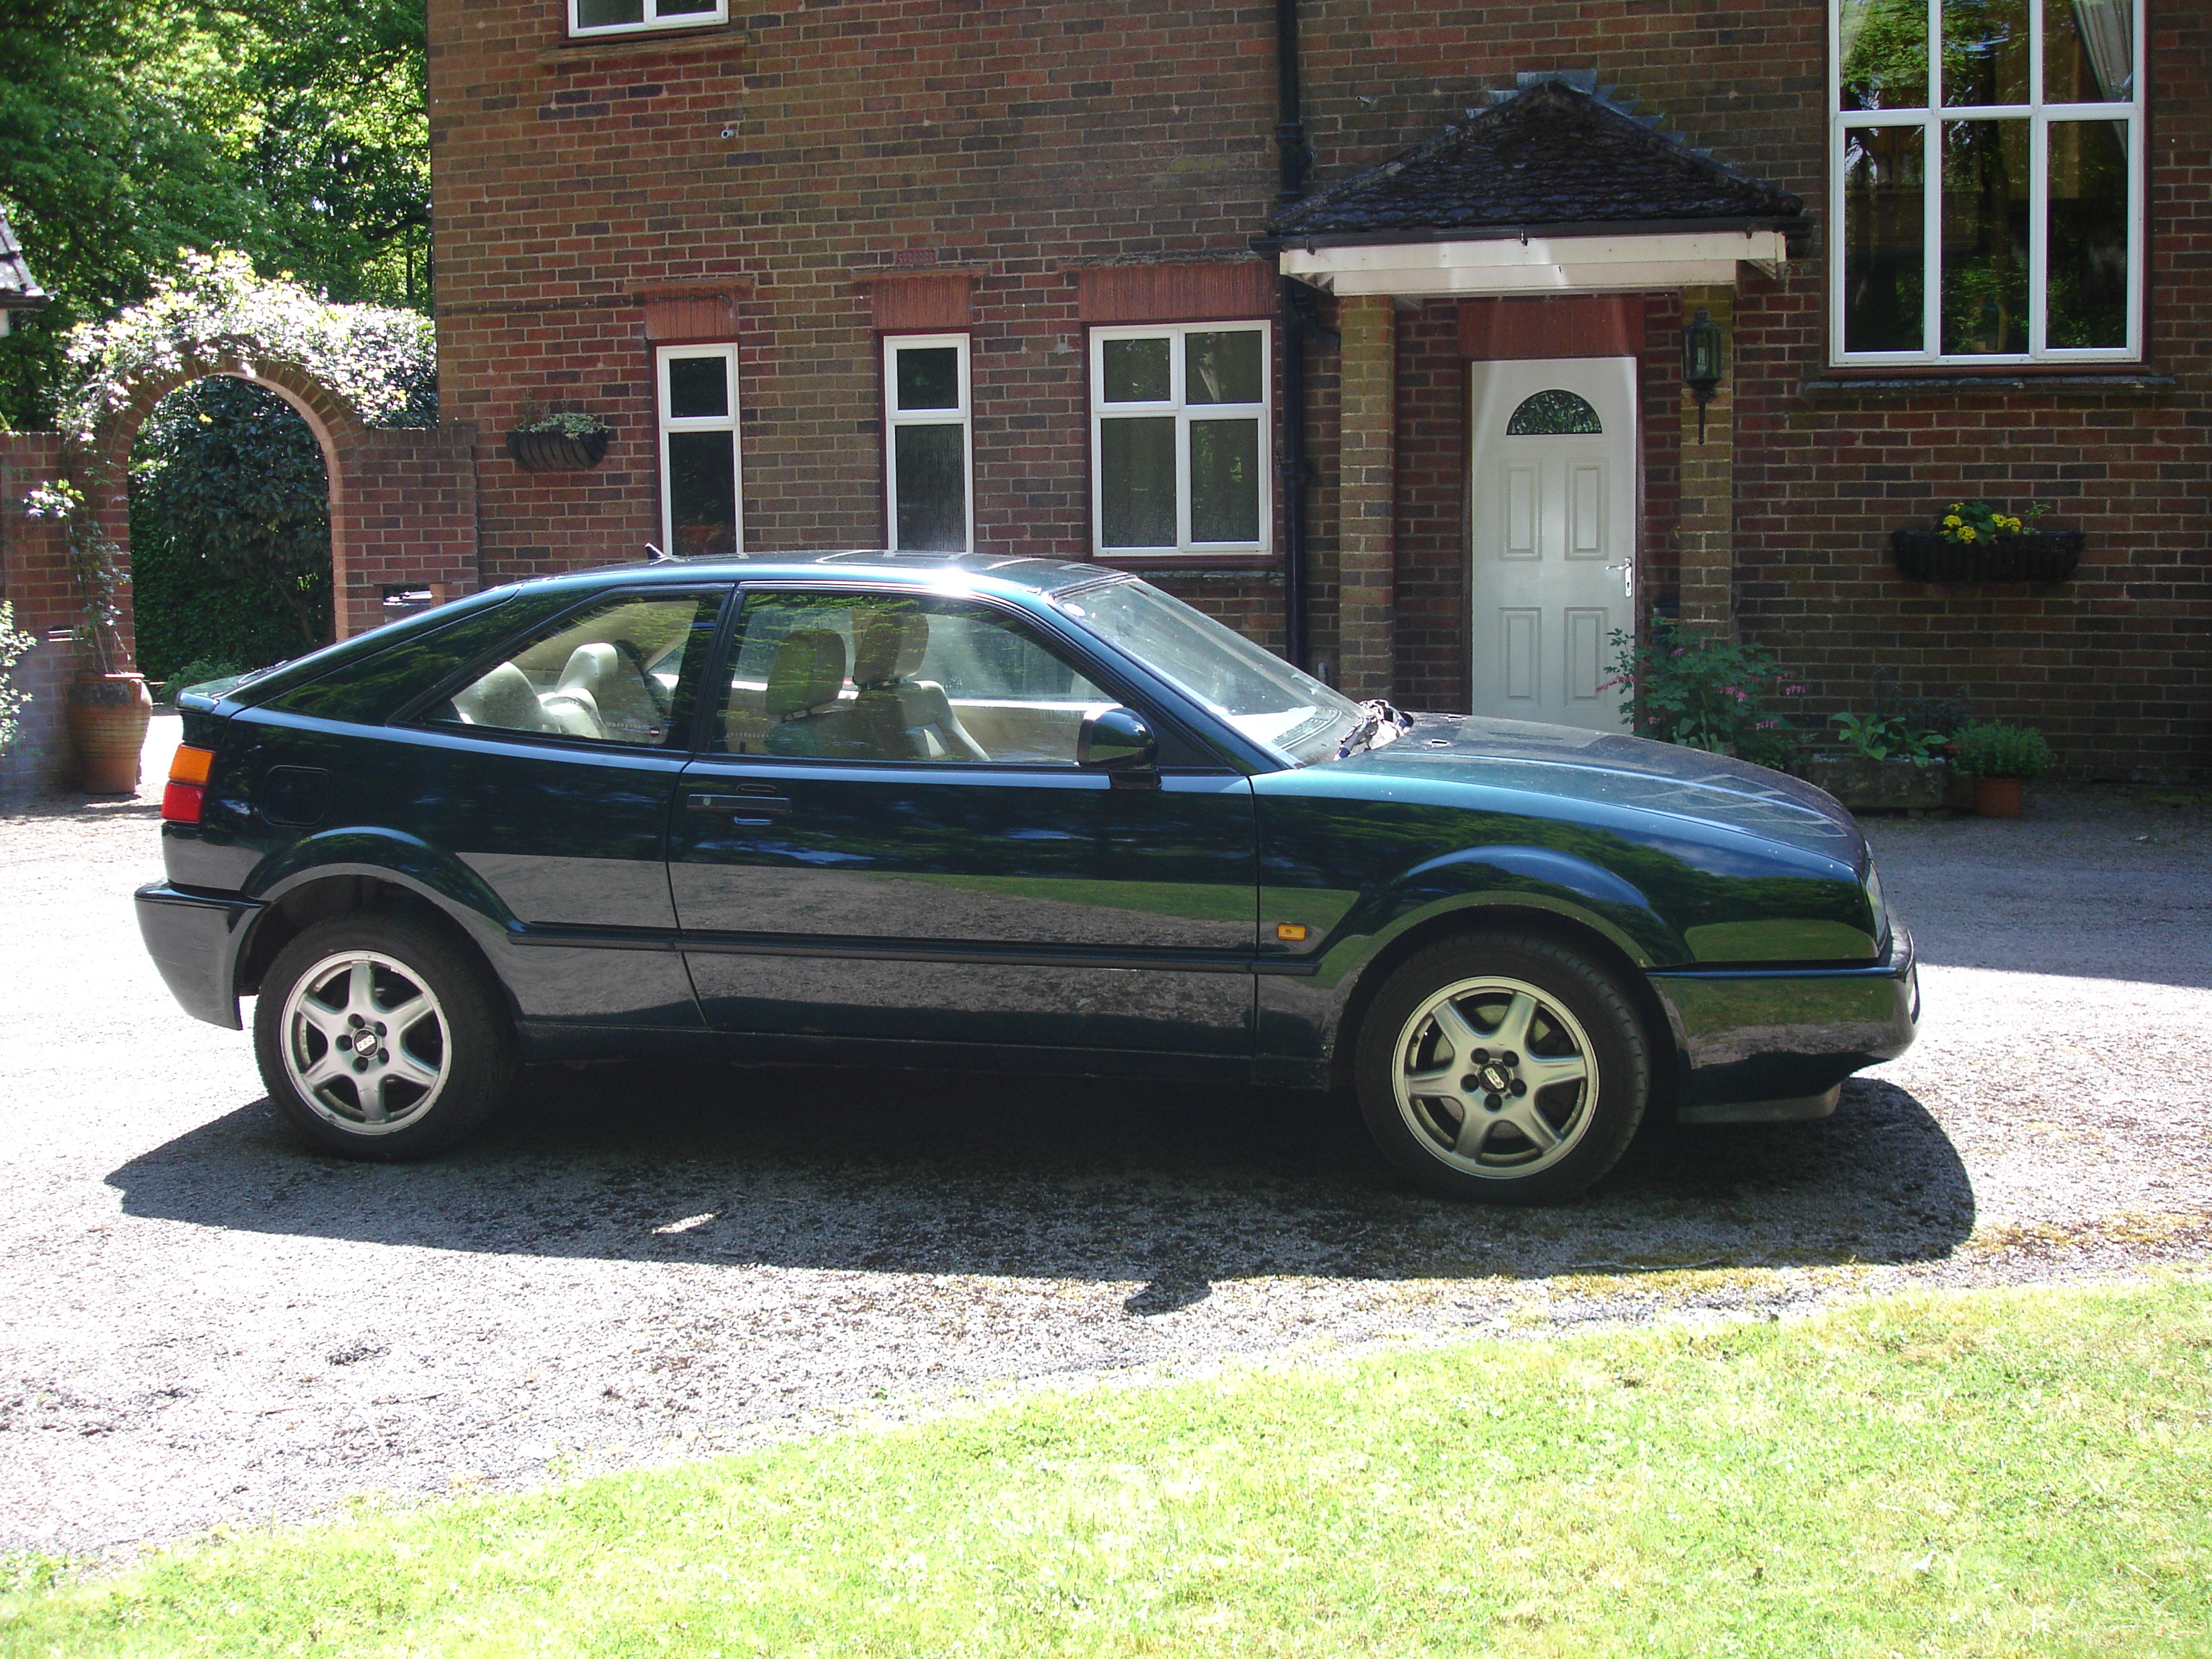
1798,711,1951,812
24,480,151,794
505,407,612,472
1892,498,2082,583
1948,720,2053,817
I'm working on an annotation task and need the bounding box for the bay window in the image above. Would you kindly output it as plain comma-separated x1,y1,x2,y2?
1090,323,1269,558
1832,0,2141,364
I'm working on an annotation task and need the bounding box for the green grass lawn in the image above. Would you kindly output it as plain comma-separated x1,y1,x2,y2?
5,1280,2208,1658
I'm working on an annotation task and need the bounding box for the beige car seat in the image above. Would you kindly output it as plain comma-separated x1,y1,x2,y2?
850,609,989,762
450,661,550,732
764,629,863,757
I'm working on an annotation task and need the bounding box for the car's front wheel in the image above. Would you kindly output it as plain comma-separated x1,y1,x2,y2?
253,914,515,1161
1354,932,1650,1204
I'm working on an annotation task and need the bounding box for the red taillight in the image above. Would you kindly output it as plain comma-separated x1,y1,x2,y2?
161,745,216,823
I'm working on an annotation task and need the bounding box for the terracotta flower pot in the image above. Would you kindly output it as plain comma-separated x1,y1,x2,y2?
1972,776,2026,819
66,670,153,794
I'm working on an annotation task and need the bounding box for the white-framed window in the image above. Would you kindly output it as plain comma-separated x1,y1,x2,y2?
883,333,972,554
1089,321,1270,558
568,0,726,37
657,344,741,559
1830,0,2143,367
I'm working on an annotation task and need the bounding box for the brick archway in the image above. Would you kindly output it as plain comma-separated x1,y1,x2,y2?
83,349,478,649
0,349,477,793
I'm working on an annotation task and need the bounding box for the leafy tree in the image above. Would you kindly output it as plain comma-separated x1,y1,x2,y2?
0,0,428,431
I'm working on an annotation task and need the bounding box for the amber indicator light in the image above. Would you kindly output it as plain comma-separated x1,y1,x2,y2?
1274,922,1309,943
162,745,216,824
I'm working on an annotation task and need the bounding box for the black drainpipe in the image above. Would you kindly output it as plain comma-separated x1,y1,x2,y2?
1274,0,1313,670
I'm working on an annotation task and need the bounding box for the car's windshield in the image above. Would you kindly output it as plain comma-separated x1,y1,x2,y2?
1051,577,1369,768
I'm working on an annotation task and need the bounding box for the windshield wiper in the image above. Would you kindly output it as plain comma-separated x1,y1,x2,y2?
1335,698,1412,760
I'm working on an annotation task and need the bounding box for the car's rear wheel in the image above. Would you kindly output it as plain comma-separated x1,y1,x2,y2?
1354,932,1649,1204
254,914,514,1161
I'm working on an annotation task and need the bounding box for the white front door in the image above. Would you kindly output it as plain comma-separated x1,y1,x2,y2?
1467,357,1637,732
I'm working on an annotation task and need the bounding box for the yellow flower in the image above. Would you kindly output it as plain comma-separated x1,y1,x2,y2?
1959,526,1979,542
1943,514,1963,527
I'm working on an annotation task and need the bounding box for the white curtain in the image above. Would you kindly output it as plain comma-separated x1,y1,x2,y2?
2066,0,2133,102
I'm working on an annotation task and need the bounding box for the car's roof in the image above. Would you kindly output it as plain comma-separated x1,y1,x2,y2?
549,549,1121,598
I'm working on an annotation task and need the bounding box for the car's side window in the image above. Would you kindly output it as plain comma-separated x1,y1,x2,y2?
428,592,721,747
716,591,1114,765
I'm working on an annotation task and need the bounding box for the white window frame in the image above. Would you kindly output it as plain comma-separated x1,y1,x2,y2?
1089,320,1272,559
657,343,742,559
1828,0,2145,367
567,0,727,39
882,333,973,555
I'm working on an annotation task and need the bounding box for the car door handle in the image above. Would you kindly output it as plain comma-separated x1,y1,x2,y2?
685,792,791,822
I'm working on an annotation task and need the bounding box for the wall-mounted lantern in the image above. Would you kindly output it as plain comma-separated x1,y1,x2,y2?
1681,307,1725,442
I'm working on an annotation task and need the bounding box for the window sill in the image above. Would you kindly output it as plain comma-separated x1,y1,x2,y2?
539,23,744,70
1799,369,2174,398
1093,557,1282,578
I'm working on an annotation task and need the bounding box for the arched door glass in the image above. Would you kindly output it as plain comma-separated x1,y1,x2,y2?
1506,389,1603,435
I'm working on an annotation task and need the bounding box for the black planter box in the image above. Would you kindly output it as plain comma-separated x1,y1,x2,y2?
505,427,610,472
1890,527,2083,583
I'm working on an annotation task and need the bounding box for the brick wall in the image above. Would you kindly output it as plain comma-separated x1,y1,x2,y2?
0,431,78,793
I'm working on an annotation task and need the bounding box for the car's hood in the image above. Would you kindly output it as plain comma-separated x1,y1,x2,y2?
1328,714,1863,869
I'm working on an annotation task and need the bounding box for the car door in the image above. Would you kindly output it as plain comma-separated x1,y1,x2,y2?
667,585,1258,1055
381,583,730,1028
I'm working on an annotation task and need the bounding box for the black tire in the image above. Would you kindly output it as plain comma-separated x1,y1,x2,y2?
253,913,516,1161
1352,932,1650,1204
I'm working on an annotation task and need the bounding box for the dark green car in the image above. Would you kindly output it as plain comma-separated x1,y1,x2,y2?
137,552,1917,1203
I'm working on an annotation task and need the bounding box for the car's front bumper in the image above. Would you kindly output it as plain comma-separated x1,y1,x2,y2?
135,882,263,1030
1650,919,1920,1112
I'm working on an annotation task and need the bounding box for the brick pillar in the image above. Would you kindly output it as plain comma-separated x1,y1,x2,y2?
1336,295,1396,699
1677,285,1735,634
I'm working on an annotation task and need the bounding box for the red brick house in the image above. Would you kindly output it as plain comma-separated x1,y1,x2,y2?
16,0,2199,786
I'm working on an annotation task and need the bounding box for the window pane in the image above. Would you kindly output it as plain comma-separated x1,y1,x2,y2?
1840,0,1930,110
1101,337,1171,403
893,423,966,551
1100,417,1176,547
575,0,644,26
1941,0,2028,106
2045,0,2132,102
668,430,737,557
1843,125,1927,351
441,595,709,746
667,354,729,419
1189,418,1260,544
1185,331,1263,404
895,346,960,412
2047,120,2129,348
1940,119,2029,355
655,0,716,13
718,594,1106,764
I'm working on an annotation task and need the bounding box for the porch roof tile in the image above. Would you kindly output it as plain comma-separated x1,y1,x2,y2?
1272,76,1805,241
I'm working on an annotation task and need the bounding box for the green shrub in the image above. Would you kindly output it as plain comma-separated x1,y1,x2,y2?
0,601,33,754
1950,719,2054,779
155,657,248,705
1605,621,1806,762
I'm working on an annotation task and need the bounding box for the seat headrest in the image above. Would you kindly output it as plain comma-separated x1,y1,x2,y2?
458,660,547,732
765,628,847,718
851,608,930,686
557,642,619,694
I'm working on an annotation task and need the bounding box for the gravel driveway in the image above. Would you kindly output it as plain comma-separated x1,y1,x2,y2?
3,715,2206,1556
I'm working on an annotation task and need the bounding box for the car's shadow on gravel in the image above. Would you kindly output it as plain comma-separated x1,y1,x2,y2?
107,1064,1974,1298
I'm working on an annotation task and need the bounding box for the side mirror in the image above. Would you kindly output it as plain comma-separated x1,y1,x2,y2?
1077,704,1156,773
